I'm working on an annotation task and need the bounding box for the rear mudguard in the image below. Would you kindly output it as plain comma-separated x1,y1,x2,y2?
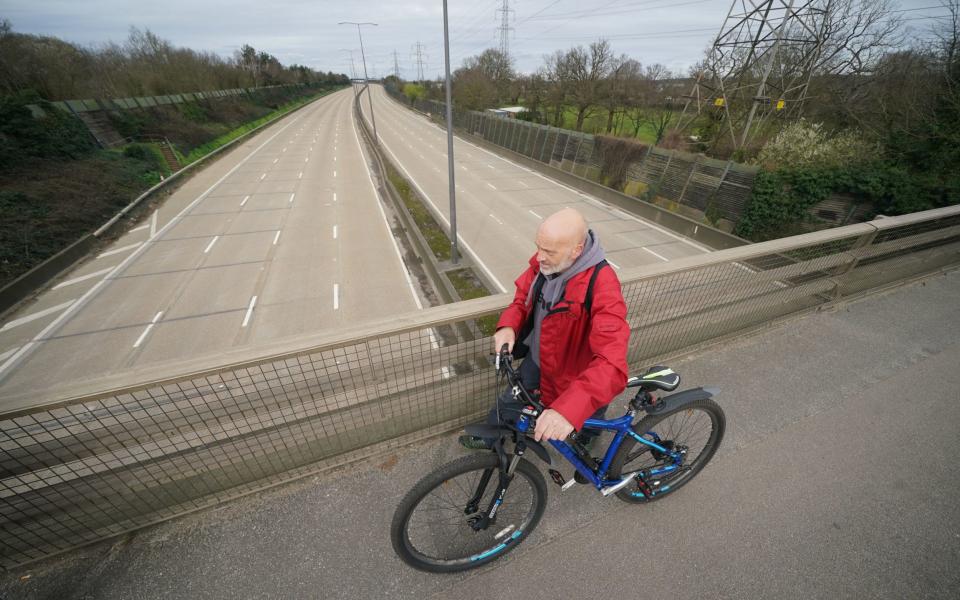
463,423,553,465
644,386,720,416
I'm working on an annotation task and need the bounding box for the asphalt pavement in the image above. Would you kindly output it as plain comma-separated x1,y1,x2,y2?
3,268,956,600
0,88,423,404
358,84,709,292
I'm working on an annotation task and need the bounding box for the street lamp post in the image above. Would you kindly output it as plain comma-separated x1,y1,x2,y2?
442,0,459,263
339,49,359,100
339,21,378,143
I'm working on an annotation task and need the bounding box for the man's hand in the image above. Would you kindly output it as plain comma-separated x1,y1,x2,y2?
493,327,516,354
533,409,574,442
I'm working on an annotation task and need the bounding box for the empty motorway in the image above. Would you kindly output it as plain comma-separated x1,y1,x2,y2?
359,83,709,292
0,88,423,405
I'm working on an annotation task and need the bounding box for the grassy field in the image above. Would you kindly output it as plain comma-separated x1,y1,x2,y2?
535,105,663,145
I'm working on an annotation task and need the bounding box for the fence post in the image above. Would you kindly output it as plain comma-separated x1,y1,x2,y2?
677,154,700,205
656,149,676,191
577,136,597,179
548,128,561,164
571,134,585,174
831,227,880,300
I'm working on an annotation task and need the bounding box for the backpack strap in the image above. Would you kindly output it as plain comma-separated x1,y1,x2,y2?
583,260,609,315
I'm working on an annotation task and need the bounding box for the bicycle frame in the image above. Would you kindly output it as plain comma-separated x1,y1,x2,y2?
546,416,682,490
500,361,685,494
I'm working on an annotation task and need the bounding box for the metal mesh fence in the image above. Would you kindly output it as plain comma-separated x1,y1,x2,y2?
1,106,958,571
385,88,757,223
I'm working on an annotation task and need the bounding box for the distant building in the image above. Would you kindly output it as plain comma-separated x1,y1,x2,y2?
486,106,527,119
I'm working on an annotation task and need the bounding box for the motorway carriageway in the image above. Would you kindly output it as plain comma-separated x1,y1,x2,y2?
0,88,424,403
359,83,709,293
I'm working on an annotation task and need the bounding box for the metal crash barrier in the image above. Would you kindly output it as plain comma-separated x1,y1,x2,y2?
1,205,958,569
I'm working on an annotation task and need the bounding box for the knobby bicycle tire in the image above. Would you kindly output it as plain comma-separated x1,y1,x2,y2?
609,398,725,504
391,453,547,572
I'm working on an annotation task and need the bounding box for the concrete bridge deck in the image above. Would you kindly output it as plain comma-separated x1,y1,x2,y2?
2,267,957,600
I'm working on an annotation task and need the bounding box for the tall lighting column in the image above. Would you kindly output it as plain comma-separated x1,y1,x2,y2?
442,0,459,263
338,21,378,143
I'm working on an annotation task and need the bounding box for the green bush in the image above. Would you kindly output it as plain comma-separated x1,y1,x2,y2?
0,91,95,170
735,162,944,241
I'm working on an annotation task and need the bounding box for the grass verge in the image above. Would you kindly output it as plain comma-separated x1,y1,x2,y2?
383,161,451,261
184,87,342,164
446,268,499,336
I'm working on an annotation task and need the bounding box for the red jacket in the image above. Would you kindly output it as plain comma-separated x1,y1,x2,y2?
496,255,630,429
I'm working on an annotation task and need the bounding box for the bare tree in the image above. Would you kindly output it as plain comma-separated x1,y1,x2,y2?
599,55,638,133
542,49,571,126
566,39,614,131
624,63,674,143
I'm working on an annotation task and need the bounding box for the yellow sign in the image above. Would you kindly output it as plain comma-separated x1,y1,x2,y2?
776,99,786,110
713,97,725,107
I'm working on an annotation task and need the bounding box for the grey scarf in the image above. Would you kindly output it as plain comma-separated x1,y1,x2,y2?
524,230,606,366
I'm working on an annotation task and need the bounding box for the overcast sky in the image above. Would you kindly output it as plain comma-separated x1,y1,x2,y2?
2,0,949,79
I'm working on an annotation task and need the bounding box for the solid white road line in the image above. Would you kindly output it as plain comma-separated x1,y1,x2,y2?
273,231,281,245
0,300,76,333
528,210,543,219
241,195,250,206
150,210,158,238
98,242,143,259
370,127,507,293
241,296,258,327
0,106,311,381
0,347,20,363
349,105,424,310
52,267,114,290
133,311,164,348
642,247,669,262
378,86,711,254
333,284,339,310
203,236,219,254
130,223,149,232
333,225,338,239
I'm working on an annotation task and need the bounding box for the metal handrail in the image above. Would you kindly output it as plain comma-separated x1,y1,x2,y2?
2,205,957,418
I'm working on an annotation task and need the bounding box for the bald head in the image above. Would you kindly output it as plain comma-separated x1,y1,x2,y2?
535,208,589,275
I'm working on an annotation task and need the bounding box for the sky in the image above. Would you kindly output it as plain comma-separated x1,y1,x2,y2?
1,0,951,80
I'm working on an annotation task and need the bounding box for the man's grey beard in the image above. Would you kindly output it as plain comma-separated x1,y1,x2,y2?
539,254,575,276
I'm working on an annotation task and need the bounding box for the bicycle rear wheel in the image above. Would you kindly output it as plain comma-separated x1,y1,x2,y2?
391,453,547,572
609,398,725,503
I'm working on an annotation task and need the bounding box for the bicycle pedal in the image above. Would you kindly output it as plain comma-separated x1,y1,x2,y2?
548,469,566,486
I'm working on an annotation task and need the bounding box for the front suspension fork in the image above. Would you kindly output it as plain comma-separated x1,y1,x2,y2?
466,450,521,531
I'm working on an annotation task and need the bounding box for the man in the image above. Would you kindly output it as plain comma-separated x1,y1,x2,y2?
460,207,630,451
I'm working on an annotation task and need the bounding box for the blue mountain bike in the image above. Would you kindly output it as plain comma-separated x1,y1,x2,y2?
390,347,725,572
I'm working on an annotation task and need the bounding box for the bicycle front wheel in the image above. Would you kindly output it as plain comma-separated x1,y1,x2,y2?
390,453,547,572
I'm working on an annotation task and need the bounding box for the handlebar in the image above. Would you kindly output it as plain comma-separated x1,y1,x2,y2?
495,346,546,424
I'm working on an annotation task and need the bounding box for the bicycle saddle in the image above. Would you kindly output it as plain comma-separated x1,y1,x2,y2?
626,366,680,392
